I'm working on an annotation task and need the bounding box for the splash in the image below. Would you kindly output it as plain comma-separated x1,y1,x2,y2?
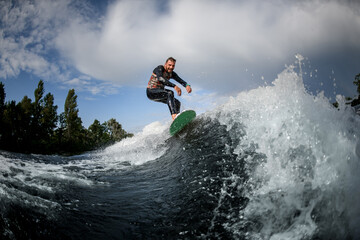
212,56,360,239
71,121,171,173
1,55,359,239
0,152,94,220
102,121,170,165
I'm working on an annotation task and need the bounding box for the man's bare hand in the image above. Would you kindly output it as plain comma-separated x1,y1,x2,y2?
174,85,182,96
186,85,192,93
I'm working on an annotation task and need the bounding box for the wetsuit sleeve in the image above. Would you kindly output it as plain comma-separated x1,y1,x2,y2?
153,65,176,88
172,71,188,88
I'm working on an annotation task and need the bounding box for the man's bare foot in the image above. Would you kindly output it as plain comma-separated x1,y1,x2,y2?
172,114,177,120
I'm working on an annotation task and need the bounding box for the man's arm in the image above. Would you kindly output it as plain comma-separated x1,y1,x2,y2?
153,65,176,88
173,71,192,93
172,71,187,88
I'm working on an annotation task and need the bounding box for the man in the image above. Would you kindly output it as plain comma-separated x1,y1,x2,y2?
147,57,192,120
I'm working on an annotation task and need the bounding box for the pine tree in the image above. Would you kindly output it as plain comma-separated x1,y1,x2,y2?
40,93,58,152
0,82,5,144
41,93,58,137
354,73,360,95
18,96,33,150
33,80,44,122
88,119,110,147
2,101,21,151
63,89,83,151
351,73,360,107
106,118,127,141
0,80,133,154
0,82,5,117
31,80,45,149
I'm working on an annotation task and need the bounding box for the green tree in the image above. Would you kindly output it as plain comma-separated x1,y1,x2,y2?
63,89,84,152
350,73,360,107
39,93,58,152
2,101,21,151
33,80,44,123
0,80,133,154
41,93,58,137
0,82,5,143
18,96,33,150
54,112,66,151
106,118,129,141
20,96,32,118
335,73,360,108
64,89,82,138
31,80,45,149
0,82,5,117
354,73,360,95
88,119,111,147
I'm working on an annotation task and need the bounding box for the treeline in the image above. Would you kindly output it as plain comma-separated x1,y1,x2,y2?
333,73,360,109
0,80,133,155
349,73,360,107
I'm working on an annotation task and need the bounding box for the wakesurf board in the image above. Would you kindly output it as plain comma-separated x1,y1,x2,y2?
169,110,196,136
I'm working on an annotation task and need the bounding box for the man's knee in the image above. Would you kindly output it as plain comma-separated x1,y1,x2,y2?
167,90,174,98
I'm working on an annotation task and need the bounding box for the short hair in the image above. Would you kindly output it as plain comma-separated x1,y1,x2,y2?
166,57,176,63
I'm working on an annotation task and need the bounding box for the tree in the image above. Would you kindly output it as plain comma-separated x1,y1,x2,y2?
0,82,5,117
335,73,360,108
354,73,360,95
39,93,58,152
64,89,82,138
2,101,21,151
350,73,360,107
41,93,58,137
54,112,66,150
63,89,84,152
0,80,133,155
106,118,128,141
88,119,110,147
33,80,44,124
0,82,5,143
87,119,133,149
18,96,33,150
31,80,45,148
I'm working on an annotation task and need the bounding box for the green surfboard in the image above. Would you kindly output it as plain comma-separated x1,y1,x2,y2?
169,110,196,136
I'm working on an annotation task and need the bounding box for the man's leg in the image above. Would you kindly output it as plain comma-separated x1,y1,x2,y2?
147,88,180,118
172,97,181,119
164,89,181,118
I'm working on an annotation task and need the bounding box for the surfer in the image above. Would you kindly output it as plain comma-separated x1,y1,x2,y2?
147,57,192,120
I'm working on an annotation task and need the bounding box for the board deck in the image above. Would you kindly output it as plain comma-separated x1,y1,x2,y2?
169,110,196,136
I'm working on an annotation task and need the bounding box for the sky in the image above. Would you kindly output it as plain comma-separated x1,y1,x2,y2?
1,0,360,133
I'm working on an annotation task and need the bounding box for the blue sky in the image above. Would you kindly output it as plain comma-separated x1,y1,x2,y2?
1,0,360,133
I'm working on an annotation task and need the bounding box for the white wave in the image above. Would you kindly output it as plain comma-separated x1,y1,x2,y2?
212,59,360,239
71,121,171,173
0,153,93,215
102,121,170,165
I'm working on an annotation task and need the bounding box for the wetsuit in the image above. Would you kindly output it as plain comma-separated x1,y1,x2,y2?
147,65,188,115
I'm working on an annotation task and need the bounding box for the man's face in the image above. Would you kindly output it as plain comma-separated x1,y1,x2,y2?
164,60,176,73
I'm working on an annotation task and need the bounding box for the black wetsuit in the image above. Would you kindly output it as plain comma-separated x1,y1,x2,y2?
147,65,188,115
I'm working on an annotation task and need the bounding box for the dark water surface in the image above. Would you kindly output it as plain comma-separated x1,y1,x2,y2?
1,67,360,239
1,118,249,239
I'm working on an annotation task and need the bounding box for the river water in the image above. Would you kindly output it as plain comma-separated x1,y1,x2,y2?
1,65,360,239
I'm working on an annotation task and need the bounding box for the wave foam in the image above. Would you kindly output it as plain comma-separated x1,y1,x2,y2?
212,62,360,239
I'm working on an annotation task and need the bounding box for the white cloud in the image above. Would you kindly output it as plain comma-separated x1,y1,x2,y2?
54,0,360,91
0,0,119,96
66,77,90,86
1,0,360,96
64,75,120,96
0,0,68,78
